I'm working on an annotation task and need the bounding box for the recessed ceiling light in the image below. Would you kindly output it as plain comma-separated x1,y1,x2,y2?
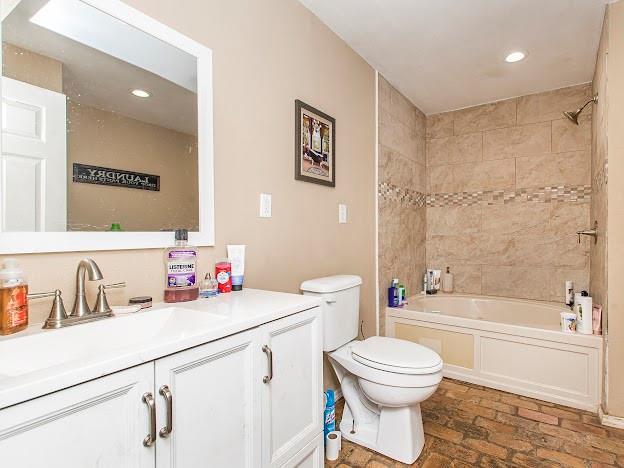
505,51,526,63
131,89,151,98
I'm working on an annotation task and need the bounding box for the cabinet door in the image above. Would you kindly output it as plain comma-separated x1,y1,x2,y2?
155,328,260,468
0,363,155,468
260,307,323,467
280,432,324,468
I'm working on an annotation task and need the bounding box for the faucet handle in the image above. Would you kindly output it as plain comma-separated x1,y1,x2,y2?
28,290,58,300
28,290,69,329
93,282,126,314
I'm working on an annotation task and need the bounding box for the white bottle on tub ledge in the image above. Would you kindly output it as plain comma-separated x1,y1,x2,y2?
565,281,574,308
576,293,594,335
442,266,453,293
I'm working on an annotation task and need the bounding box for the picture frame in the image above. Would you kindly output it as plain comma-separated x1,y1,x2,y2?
295,99,335,187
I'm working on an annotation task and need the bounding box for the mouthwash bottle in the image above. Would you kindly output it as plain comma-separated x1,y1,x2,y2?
164,229,199,303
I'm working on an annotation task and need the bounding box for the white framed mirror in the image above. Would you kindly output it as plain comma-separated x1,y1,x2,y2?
0,0,214,253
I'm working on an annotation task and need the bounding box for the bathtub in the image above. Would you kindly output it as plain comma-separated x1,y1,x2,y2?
386,294,603,411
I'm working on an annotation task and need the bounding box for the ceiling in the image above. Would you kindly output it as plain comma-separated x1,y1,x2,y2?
3,0,197,135
298,0,610,114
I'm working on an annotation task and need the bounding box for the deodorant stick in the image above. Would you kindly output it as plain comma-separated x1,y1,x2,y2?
565,281,574,307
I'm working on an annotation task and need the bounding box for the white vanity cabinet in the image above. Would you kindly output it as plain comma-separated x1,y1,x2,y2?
0,363,155,468
155,306,323,468
261,307,323,467
0,306,323,468
154,328,261,467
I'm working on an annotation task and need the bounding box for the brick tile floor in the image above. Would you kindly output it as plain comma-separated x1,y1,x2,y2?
325,378,624,467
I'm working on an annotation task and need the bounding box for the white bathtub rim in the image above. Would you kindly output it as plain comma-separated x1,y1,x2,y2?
406,292,572,311
387,304,602,349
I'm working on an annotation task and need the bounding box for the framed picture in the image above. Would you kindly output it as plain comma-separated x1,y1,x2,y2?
295,99,335,187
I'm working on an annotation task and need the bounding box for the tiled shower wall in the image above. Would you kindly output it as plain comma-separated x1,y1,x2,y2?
377,75,426,333
425,85,592,302
378,80,596,333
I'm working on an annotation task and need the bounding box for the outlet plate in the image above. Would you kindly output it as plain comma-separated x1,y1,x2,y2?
339,204,348,223
260,193,272,218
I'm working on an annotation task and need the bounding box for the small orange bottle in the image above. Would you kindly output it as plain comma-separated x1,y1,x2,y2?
0,259,29,335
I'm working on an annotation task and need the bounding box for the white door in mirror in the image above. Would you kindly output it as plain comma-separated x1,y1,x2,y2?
1,78,67,231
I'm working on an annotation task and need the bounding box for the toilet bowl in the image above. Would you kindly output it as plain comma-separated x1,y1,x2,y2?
328,336,442,464
300,275,443,464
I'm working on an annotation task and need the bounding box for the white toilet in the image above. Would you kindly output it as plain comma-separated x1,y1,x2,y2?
301,275,443,464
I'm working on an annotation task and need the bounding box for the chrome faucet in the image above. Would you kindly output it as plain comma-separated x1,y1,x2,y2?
71,258,104,317
28,258,125,329
577,221,598,244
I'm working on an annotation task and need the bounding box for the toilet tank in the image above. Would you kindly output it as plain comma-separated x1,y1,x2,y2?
300,275,362,352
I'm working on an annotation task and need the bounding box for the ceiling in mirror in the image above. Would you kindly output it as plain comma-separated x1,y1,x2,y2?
1,0,200,233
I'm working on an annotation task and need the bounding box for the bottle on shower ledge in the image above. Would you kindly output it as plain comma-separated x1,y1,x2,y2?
442,266,454,293
388,279,400,307
565,281,574,309
426,270,437,295
397,282,406,306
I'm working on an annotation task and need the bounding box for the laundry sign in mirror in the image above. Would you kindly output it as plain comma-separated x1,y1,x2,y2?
73,164,160,191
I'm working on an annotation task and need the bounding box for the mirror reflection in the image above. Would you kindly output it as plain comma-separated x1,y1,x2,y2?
1,0,199,232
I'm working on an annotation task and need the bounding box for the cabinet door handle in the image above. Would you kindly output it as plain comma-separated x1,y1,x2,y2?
142,392,157,447
262,345,273,383
159,385,173,438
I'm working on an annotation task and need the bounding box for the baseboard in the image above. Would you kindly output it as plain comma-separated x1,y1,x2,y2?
599,407,624,429
442,368,598,412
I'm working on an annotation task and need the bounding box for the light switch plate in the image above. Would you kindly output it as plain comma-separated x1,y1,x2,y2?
260,193,272,218
338,204,348,223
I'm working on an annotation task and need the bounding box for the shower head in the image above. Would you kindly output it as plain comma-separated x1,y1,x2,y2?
563,109,582,125
563,95,598,125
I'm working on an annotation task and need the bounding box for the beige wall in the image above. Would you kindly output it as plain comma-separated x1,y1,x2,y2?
377,75,426,334
605,0,624,418
2,42,62,93
425,86,592,302
10,0,377,392
67,101,199,231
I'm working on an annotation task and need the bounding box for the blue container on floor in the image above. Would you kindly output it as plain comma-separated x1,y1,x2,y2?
324,389,336,440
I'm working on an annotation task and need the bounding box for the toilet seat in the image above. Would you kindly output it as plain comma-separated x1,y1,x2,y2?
351,336,443,375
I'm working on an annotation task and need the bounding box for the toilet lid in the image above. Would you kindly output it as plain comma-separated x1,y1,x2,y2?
351,336,442,374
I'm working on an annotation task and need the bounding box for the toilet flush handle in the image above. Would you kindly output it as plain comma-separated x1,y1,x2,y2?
325,296,337,304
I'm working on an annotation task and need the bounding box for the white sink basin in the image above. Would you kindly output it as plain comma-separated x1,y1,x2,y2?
0,307,225,378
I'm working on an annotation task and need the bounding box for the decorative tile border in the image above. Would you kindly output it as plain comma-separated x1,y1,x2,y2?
378,182,426,208
427,185,592,207
378,182,592,208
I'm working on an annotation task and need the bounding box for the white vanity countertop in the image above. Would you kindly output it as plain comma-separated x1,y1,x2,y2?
0,289,321,409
